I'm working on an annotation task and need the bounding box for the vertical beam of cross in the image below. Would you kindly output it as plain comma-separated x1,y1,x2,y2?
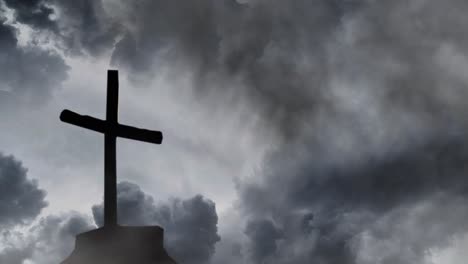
105,70,118,226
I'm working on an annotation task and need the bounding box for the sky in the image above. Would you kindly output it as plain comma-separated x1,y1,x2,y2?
1,0,468,263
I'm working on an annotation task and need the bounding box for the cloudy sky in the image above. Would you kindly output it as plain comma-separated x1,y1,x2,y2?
1,0,468,263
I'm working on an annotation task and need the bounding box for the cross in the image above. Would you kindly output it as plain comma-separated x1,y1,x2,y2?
59,70,163,227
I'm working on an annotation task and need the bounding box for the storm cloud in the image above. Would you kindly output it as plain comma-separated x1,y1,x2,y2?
0,212,95,264
0,19,68,105
106,0,468,140
232,1,468,262
238,135,468,263
107,0,362,137
0,153,47,227
244,218,284,262
92,181,221,264
3,0,121,56
0,0,119,106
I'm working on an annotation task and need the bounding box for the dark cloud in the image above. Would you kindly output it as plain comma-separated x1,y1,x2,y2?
0,244,34,264
29,212,95,262
92,181,221,264
236,134,468,263
0,153,47,227
244,219,283,262
0,154,93,264
349,195,468,264
0,212,95,264
104,0,468,141
0,18,68,104
3,0,121,56
51,0,121,56
107,0,365,137
3,0,57,31
290,137,468,213
110,0,224,75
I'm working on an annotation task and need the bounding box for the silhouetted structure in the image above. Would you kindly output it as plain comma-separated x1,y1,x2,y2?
60,70,176,264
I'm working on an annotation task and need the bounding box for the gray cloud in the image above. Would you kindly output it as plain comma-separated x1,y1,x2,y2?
0,212,95,264
109,0,225,70
215,0,468,263
103,0,468,141
3,0,56,31
0,17,69,104
240,193,468,264
0,244,34,264
350,195,468,264
0,154,93,263
238,124,468,263
0,153,47,227
3,0,121,56
244,219,283,263
107,0,365,137
29,212,95,263
92,181,221,264
51,0,121,56
92,181,155,227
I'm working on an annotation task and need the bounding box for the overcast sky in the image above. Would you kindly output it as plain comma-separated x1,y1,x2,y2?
1,0,468,263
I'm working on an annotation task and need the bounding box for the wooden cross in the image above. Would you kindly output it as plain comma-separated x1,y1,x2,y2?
60,70,163,227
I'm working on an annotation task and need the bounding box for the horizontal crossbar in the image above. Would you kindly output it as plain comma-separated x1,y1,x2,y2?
60,109,163,144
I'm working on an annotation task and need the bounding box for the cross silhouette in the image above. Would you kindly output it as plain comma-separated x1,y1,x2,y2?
60,70,163,227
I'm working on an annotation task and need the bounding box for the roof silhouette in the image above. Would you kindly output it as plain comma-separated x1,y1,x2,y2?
62,225,176,264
